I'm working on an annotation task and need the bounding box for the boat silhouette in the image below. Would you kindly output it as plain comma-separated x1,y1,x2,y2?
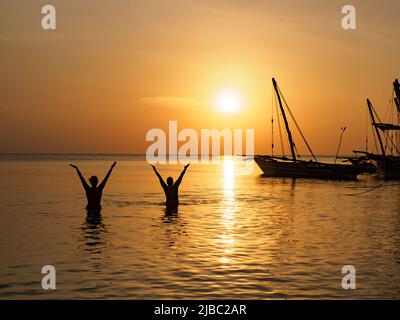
255,78,358,180
356,79,400,180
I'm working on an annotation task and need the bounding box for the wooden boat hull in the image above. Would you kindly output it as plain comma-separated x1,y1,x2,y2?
254,156,358,180
369,154,400,180
343,156,377,174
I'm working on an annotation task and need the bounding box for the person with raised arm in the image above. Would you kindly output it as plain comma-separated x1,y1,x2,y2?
70,161,117,212
151,163,190,210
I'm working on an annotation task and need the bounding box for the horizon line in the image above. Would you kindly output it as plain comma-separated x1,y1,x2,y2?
0,152,354,157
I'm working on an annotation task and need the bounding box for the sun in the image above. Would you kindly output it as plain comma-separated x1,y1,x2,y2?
216,89,242,114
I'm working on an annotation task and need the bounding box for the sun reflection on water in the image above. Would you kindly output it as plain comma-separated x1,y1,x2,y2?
219,157,237,265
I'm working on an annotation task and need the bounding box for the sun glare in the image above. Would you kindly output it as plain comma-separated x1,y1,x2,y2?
216,89,242,114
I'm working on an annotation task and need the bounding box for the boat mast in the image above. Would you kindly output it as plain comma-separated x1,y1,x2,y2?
272,78,297,162
393,80,400,152
395,98,400,116
367,98,386,156
394,79,400,115
394,79,400,102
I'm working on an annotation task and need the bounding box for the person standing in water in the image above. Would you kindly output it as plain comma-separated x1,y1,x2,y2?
70,161,117,212
151,163,190,210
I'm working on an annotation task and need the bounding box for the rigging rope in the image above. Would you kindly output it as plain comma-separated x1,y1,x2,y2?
274,90,285,157
277,86,318,161
371,101,400,154
345,181,400,196
271,86,274,157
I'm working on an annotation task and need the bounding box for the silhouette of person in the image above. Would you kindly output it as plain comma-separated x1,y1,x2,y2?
151,163,190,211
70,161,117,213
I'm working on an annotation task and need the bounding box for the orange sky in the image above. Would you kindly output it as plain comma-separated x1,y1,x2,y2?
0,0,399,155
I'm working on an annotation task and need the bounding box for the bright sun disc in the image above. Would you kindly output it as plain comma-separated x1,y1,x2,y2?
216,89,242,114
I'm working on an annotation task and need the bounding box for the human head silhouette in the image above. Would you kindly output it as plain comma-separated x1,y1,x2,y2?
167,177,174,186
89,176,98,187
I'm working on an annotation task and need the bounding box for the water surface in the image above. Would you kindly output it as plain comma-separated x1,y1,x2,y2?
0,155,399,299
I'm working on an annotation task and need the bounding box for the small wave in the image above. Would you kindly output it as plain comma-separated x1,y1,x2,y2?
105,199,163,207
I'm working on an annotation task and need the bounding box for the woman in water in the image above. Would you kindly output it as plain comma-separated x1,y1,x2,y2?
151,163,190,211
70,161,117,213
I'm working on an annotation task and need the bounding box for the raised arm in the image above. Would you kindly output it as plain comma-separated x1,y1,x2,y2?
175,163,190,187
151,165,167,189
70,164,89,190
99,161,117,189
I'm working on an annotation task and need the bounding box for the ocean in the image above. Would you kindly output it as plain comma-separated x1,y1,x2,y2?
0,154,399,299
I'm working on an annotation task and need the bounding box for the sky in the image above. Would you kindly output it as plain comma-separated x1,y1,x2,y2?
0,0,399,155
